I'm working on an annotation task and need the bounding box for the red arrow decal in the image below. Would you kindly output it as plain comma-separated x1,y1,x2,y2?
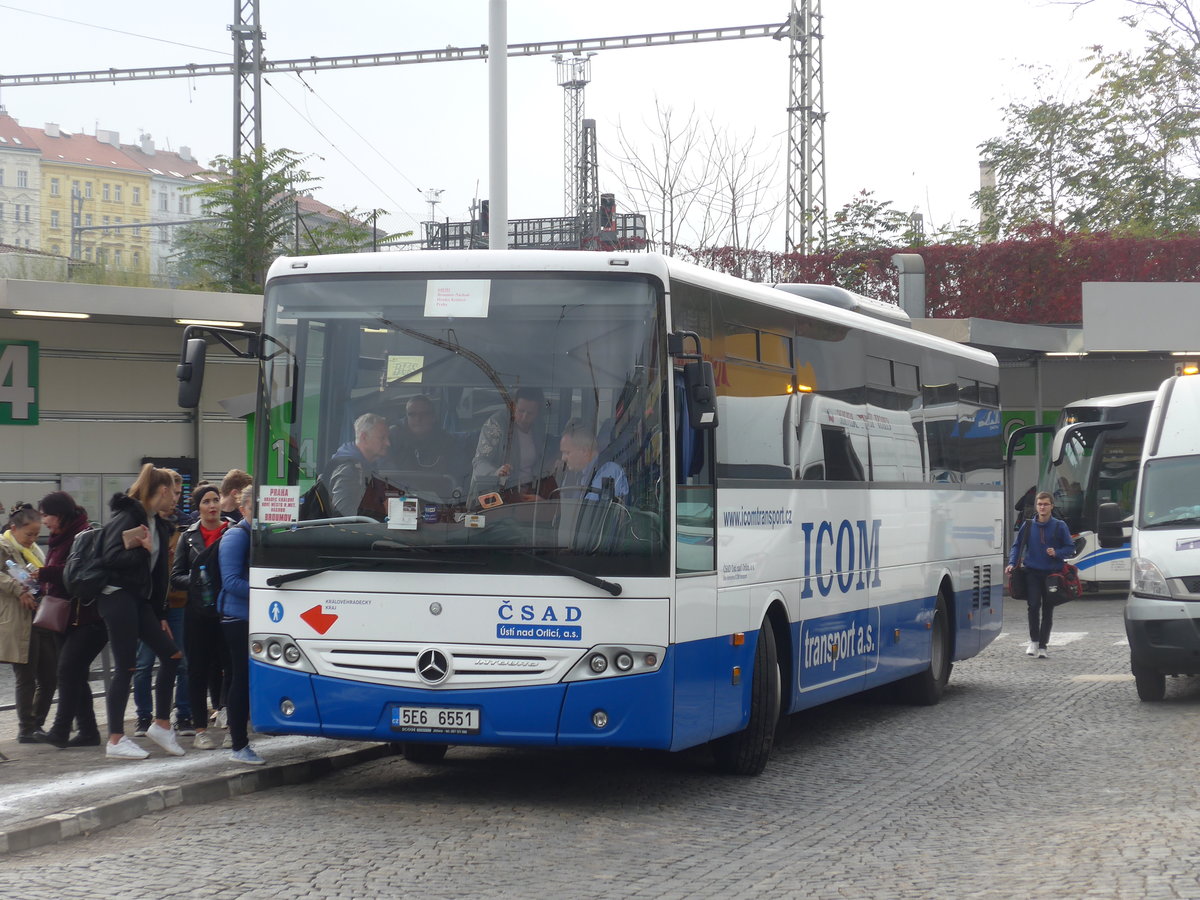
300,605,338,635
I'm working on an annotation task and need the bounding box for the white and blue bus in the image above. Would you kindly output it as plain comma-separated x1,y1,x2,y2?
178,250,1004,775
1034,391,1156,591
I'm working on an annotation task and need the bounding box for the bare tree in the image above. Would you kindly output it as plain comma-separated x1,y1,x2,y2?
1059,0,1200,46
605,100,784,256
603,101,720,255
695,127,783,262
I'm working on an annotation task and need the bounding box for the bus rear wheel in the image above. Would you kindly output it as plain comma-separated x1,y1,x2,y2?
403,742,449,763
897,590,951,706
712,616,780,776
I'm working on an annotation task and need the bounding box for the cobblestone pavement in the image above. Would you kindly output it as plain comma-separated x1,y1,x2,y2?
4,595,1200,899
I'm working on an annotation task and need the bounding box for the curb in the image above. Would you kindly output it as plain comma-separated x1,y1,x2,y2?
0,742,399,856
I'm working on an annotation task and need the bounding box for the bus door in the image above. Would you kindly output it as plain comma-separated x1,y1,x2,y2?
672,370,721,748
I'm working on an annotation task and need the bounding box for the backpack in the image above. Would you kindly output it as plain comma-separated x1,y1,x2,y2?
62,525,108,602
298,477,332,521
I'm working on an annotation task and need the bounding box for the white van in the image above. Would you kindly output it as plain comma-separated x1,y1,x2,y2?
1113,373,1200,701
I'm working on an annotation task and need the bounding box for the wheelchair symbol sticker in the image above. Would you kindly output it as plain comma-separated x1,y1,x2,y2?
269,601,284,623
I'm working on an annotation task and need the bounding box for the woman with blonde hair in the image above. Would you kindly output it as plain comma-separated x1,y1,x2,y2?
0,502,53,742
98,464,187,759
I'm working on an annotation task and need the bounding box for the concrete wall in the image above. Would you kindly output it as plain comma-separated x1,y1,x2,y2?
0,279,260,520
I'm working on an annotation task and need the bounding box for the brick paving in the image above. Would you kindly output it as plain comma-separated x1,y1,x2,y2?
2,596,1199,899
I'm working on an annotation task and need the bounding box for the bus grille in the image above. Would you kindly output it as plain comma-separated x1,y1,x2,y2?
304,641,581,688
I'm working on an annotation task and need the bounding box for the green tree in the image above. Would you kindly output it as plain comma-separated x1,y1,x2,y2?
826,190,927,252
976,11,1200,238
173,147,320,293
975,69,1099,239
294,205,408,256
1081,42,1200,233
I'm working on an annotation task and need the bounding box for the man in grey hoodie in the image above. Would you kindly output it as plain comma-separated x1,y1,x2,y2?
328,413,391,518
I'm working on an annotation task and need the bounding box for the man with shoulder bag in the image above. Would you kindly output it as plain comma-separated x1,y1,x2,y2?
1005,491,1075,659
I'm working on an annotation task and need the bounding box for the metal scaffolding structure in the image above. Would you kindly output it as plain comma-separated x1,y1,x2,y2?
230,0,265,161
555,53,595,218
0,6,828,253
784,0,827,254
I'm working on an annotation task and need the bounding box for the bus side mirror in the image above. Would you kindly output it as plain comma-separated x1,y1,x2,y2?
177,338,207,409
683,360,718,430
1097,501,1126,549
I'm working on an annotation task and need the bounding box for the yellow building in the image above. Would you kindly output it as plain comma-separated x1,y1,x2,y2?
33,123,152,273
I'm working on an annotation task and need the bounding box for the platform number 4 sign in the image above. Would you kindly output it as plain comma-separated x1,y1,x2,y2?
0,340,38,425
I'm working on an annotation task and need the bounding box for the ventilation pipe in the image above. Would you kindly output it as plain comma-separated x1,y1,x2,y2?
891,253,926,319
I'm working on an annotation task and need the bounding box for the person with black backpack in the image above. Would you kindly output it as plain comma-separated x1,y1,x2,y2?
169,482,229,750
98,464,187,760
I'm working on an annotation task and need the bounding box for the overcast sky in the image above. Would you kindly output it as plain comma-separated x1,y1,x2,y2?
0,0,1146,247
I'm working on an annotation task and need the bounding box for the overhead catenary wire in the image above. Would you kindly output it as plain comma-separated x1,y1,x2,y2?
264,76,421,230
283,70,426,227
0,1,230,57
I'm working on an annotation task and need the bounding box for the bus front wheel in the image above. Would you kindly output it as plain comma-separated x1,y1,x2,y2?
712,616,780,776
403,742,449,763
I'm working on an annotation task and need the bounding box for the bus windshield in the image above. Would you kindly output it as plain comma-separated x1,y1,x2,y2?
1038,404,1149,532
257,271,668,578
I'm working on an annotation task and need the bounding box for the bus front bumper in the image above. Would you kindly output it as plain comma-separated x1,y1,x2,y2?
249,657,677,750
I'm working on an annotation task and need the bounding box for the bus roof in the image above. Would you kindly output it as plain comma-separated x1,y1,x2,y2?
266,250,998,371
1062,391,1157,411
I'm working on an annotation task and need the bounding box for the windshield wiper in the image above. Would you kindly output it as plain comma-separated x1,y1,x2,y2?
267,562,355,587
518,551,622,596
266,553,481,587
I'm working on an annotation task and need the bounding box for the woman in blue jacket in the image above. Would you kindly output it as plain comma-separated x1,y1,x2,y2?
1006,492,1075,658
217,485,265,766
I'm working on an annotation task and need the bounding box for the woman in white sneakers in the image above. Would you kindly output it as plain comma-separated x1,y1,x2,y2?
98,464,187,760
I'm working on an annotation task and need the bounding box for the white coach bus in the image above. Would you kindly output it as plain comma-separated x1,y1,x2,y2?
177,250,1004,775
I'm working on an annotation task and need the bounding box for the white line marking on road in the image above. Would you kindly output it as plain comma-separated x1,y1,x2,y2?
1048,632,1087,646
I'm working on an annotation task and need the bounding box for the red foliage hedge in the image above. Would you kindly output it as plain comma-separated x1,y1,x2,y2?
682,227,1200,324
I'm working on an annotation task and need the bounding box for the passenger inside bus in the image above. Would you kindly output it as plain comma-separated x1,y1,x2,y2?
326,413,394,519
470,387,560,504
559,418,630,503
384,394,474,498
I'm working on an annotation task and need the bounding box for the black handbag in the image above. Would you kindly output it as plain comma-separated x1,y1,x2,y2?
1007,522,1029,600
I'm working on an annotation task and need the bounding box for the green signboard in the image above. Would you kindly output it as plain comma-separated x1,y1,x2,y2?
0,340,38,425
1002,410,1058,456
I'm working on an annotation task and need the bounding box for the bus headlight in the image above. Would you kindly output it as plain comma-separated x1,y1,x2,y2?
564,645,666,682
250,633,316,673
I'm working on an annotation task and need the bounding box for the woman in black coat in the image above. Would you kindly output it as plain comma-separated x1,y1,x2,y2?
35,492,103,748
98,464,187,760
169,483,230,750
